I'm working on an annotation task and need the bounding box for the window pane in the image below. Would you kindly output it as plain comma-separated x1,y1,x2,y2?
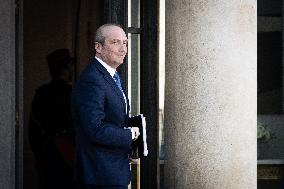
127,33,141,116
257,16,282,114
128,0,140,28
159,0,165,188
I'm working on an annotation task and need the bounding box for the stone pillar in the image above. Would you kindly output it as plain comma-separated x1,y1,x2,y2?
0,0,15,188
164,1,256,189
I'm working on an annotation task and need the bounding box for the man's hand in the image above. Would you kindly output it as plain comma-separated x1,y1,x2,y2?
131,127,140,141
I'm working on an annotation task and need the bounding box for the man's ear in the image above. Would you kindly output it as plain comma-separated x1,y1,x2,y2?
95,42,102,53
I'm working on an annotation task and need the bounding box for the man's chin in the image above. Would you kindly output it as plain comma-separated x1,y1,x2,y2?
117,59,125,64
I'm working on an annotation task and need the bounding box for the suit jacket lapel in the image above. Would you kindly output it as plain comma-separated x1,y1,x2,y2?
92,58,127,112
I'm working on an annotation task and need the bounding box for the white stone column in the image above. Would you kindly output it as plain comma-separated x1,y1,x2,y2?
164,1,257,188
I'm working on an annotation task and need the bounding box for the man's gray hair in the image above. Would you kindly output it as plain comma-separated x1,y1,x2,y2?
94,23,124,45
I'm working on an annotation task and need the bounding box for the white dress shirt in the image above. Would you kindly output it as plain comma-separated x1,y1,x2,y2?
95,57,127,112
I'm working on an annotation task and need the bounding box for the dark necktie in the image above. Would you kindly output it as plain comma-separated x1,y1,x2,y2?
113,72,128,113
113,72,123,92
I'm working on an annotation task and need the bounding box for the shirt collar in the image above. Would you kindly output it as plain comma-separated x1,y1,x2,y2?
95,56,116,77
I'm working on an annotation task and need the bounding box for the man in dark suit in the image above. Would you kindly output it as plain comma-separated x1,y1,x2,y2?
71,24,140,189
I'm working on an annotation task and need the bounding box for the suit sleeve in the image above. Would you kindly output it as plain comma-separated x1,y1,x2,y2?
74,80,132,149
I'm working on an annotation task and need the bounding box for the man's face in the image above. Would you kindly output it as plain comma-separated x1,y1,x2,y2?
95,26,128,69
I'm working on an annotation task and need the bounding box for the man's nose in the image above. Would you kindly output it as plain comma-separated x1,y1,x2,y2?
119,44,127,53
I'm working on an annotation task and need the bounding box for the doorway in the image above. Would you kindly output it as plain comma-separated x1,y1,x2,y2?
21,0,159,188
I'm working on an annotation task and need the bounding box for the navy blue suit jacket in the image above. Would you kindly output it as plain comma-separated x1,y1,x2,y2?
71,58,132,185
